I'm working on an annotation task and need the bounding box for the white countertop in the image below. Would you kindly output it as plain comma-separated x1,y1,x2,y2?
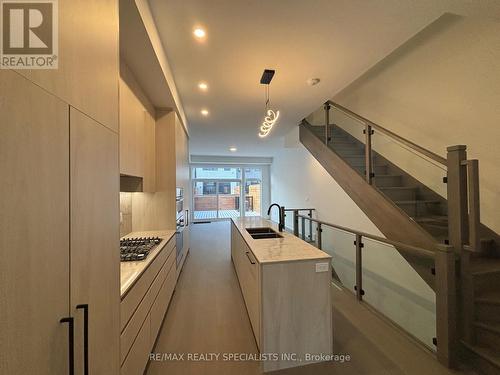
120,230,176,297
231,217,331,264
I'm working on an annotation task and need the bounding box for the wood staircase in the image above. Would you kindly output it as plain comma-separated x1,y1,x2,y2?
307,124,449,241
300,114,500,373
462,259,500,374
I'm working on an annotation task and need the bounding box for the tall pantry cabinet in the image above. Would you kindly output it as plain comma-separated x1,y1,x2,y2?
0,1,120,374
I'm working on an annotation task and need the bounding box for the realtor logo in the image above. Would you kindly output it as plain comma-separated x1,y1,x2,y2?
1,0,58,69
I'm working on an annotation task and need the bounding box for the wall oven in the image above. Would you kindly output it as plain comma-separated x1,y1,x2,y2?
176,187,184,216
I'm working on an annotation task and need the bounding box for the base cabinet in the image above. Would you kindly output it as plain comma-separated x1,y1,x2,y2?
121,315,151,375
231,224,261,347
120,238,176,375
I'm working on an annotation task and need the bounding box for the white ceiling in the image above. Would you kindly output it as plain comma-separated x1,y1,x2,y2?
148,0,500,157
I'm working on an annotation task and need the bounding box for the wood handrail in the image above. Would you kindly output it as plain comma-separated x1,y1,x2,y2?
296,214,437,259
326,100,447,166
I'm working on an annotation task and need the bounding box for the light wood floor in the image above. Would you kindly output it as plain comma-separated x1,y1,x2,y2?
146,221,475,375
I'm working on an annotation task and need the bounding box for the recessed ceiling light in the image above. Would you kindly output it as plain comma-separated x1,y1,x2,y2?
193,27,206,39
229,147,237,152
198,82,208,91
201,109,209,116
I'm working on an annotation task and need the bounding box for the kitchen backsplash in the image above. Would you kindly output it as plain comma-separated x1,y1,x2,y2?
120,192,132,237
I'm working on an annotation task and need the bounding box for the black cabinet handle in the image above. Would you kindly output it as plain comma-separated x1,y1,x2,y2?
76,304,89,375
245,251,256,265
60,317,74,375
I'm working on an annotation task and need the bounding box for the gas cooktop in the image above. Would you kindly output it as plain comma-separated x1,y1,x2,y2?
120,237,162,262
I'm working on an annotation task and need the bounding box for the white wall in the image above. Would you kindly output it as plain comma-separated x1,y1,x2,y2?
270,127,436,348
334,13,500,233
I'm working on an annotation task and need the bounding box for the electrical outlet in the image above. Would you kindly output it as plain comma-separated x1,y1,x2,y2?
315,262,329,273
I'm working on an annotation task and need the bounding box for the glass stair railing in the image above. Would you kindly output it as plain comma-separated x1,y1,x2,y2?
304,103,449,243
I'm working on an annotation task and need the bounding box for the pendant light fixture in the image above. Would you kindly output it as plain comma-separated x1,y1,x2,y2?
259,69,279,138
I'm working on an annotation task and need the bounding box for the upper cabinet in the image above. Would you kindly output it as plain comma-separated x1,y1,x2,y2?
18,0,119,132
119,64,156,192
119,77,144,178
143,112,156,193
175,115,190,208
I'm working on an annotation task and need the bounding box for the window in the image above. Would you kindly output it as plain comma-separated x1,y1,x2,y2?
192,167,241,179
244,167,262,180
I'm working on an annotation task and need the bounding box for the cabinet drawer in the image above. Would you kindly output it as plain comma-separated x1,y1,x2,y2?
150,260,176,346
120,247,175,364
231,224,261,348
239,249,260,347
121,238,175,331
120,313,150,375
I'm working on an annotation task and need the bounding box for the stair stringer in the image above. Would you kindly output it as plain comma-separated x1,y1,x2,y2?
300,124,438,289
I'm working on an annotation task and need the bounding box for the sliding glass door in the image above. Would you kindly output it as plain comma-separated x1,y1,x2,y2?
192,166,265,222
192,181,218,220
244,168,262,217
217,181,241,219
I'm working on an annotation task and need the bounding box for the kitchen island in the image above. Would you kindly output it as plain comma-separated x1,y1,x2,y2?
231,217,333,372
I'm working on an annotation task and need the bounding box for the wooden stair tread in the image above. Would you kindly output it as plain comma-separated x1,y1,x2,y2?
394,200,441,204
462,340,500,369
471,258,500,275
379,186,417,191
374,174,402,178
418,222,448,229
414,215,448,223
476,291,500,305
474,321,500,335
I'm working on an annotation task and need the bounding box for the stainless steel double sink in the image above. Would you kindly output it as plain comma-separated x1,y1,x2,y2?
246,227,283,239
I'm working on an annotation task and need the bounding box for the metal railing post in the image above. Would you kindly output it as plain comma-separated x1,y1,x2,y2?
308,209,313,241
435,244,458,368
301,217,306,241
324,102,331,145
446,145,472,343
354,234,364,301
293,210,299,236
364,124,373,184
280,205,286,231
317,223,322,249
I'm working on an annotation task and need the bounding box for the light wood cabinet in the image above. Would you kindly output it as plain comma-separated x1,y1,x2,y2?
143,111,156,192
231,222,333,373
10,0,120,127
119,77,145,178
231,224,261,347
18,0,119,132
0,70,70,375
150,255,176,344
2,2,121,374
119,66,156,192
120,314,151,375
70,108,120,375
120,238,176,374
